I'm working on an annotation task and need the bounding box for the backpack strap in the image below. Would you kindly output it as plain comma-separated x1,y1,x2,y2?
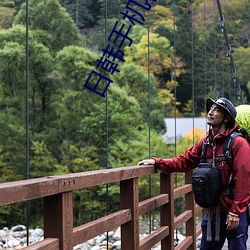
223,131,242,169
200,142,208,163
223,132,242,200
201,132,242,166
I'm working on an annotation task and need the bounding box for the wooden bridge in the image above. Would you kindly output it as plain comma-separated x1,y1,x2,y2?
0,165,204,250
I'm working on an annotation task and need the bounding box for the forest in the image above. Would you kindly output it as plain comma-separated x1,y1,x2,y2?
0,0,249,228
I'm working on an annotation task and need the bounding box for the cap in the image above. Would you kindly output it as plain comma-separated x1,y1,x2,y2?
206,97,237,119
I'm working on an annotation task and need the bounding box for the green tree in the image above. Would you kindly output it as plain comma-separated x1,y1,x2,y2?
113,62,166,132
0,6,15,29
61,0,102,29
30,141,57,177
123,25,185,117
234,46,250,102
14,0,84,52
0,38,27,180
0,24,56,134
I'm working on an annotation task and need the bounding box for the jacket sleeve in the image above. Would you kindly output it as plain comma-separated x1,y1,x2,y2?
229,136,250,215
153,140,203,174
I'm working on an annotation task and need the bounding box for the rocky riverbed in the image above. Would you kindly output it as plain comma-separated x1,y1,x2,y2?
0,225,187,249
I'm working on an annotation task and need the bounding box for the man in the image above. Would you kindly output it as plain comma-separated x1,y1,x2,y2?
138,97,250,250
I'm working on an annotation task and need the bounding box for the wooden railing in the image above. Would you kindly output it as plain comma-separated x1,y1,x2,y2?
0,165,203,250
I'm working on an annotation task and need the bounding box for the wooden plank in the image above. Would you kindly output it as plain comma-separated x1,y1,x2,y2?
73,209,131,245
139,226,169,250
22,238,59,250
139,194,169,215
57,165,156,192
0,177,59,206
174,210,192,229
0,165,156,206
174,184,192,199
175,236,193,250
195,204,203,213
44,192,73,250
185,171,196,250
120,178,140,250
161,173,174,250
196,226,202,237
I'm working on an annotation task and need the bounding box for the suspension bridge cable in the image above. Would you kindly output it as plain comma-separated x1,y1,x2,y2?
172,0,177,189
218,33,225,96
173,1,177,157
76,0,79,27
105,0,109,248
191,0,195,144
216,0,242,103
25,0,30,245
147,10,152,234
228,64,231,100
203,0,207,97
213,0,217,94
172,0,179,245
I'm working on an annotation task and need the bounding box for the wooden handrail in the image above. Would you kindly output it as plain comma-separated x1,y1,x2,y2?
0,165,155,206
0,165,203,250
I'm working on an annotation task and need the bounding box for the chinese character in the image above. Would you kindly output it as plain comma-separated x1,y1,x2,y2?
102,44,126,62
108,21,133,48
127,0,153,11
97,57,120,75
120,10,145,25
84,70,113,98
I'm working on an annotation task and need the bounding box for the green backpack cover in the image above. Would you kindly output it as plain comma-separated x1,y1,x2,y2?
235,105,250,140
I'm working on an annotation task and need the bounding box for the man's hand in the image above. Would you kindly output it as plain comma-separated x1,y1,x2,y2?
137,159,155,166
226,213,240,230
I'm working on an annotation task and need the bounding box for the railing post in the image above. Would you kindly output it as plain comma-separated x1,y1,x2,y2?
185,171,196,250
120,178,139,250
44,192,73,250
160,173,174,250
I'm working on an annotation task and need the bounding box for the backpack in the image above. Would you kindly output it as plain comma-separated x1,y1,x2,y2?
192,162,221,208
192,131,241,208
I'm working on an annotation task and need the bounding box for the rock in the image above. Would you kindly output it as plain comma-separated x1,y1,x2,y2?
113,240,121,249
73,242,87,249
107,231,114,237
87,238,94,245
7,239,20,247
91,245,101,250
11,226,26,232
0,230,7,238
15,245,23,249
100,240,108,246
12,231,25,238
30,228,43,238
20,237,27,245
113,227,120,240
0,224,187,249
108,236,116,243
95,234,106,243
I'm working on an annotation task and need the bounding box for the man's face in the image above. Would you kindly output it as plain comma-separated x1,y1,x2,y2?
207,104,226,127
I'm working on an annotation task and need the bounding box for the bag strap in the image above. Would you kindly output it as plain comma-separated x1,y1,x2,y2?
223,131,242,170
200,142,208,163
200,131,242,169
222,132,242,199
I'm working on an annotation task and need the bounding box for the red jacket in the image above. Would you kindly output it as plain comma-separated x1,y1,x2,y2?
154,124,250,216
